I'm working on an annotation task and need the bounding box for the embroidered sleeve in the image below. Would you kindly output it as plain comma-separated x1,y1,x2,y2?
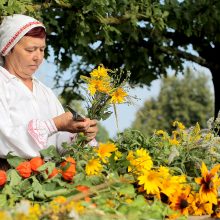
28,119,57,149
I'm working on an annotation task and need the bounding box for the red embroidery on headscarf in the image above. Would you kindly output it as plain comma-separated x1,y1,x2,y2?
1,21,43,55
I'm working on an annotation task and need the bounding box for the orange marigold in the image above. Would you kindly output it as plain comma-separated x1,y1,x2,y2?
48,168,59,179
60,157,76,181
0,170,7,186
30,157,44,172
76,185,90,202
16,161,32,178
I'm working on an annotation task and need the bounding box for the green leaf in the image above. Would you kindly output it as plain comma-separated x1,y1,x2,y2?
0,194,7,207
37,161,55,174
7,169,22,186
42,182,57,191
32,176,45,199
40,145,60,159
6,153,26,168
44,188,70,198
117,183,135,197
72,172,86,184
101,111,112,120
132,195,146,207
20,179,33,198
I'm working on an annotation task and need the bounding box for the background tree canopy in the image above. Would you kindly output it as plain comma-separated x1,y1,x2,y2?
131,68,214,136
1,0,219,116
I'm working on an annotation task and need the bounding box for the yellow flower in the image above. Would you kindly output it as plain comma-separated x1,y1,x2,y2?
127,148,153,174
0,212,11,220
125,198,133,204
188,192,213,216
169,131,180,146
155,130,166,136
90,64,110,79
158,166,170,178
114,150,122,160
158,169,186,198
95,142,117,163
169,138,179,145
110,87,127,104
160,179,178,198
195,162,220,204
169,186,191,216
52,196,67,204
212,200,220,218
88,79,111,95
66,201,85,214
173,121,185,130
168,212,182,220
29,203,41,218
85,158,103,175
189,123,201,142
138,170,162,194
204,133,212,141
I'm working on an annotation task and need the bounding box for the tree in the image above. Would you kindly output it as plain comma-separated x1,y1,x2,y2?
1,0,220,116
131,68,214,136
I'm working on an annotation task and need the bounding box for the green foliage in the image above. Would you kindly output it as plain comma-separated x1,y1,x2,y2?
132,68,214,136
96,123,109,142
2,120,220,218
1,0,220,115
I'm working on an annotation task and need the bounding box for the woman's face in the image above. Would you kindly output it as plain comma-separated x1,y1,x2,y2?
5,36,46,79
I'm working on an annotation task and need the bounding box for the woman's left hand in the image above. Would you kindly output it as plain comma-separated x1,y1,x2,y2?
84,119,98,142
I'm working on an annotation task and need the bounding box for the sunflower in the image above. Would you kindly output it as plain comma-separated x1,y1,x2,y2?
85,158,103,176
187,192,213,216
195,162,220,204
127,148,153,174
138,170,162,195
211,200,220,218
160,178,179,198
110,87,128,104
169,186,191,216
159,170,186,199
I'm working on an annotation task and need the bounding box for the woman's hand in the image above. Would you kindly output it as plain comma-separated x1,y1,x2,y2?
84,119,98,142
53,112,98,141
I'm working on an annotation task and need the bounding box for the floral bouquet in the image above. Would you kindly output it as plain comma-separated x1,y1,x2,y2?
70,64,132,146
80,64,130,121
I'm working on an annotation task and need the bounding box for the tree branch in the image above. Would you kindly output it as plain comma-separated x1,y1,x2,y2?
159,46,207,66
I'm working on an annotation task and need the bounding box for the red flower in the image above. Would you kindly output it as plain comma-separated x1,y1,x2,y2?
30,157,44,172
48,168,59,179
76,185,90,202
60,157,76,181
76,185,90,193
0,170,7,186
16,161,32,178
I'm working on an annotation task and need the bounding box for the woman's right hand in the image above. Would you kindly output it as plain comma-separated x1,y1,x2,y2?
53,112,91,134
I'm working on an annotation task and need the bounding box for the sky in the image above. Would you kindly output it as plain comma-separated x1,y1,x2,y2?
35,59,161,138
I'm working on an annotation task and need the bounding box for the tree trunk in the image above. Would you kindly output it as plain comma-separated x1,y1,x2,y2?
210,67,220,119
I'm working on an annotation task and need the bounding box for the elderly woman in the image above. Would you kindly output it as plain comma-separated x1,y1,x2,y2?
0,14,98,169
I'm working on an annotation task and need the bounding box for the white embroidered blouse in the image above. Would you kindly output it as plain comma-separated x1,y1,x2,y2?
0,66,75,158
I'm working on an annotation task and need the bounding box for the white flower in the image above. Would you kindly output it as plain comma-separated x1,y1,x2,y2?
207,117,214,130
68,209,79,220
15,200,30,214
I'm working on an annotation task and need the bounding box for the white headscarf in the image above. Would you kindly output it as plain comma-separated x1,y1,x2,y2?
0,14,45,66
